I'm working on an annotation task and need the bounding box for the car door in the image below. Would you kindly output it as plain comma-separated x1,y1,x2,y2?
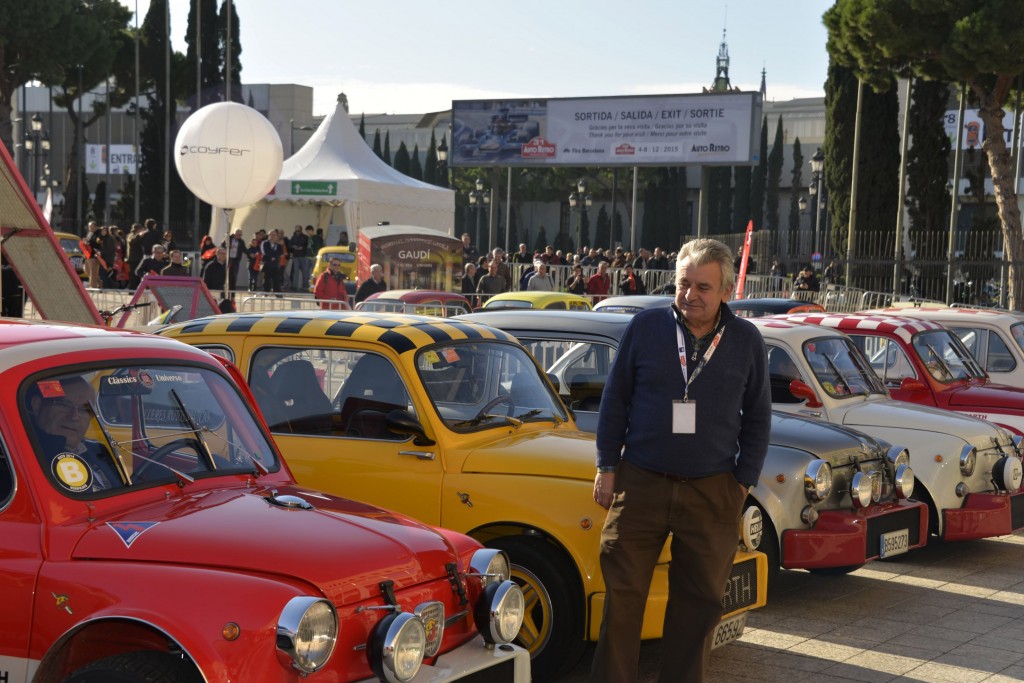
0,439,42,678
242,340,444,524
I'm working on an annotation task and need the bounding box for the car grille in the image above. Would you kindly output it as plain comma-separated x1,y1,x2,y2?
865,507,921,556
461,657,515,682
721,556,758,613
1012,494,1024,530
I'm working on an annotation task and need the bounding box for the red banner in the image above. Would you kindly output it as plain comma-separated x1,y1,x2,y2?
734,220,754,299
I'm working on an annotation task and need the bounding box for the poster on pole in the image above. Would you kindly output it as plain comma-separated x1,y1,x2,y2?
450,92,762,168
85,144,138,175
943,109,1014,149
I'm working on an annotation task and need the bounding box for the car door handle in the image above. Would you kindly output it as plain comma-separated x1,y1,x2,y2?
798,409,822,418
399,450,436,460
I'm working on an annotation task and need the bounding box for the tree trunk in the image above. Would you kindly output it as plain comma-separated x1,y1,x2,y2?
977,102,1024,310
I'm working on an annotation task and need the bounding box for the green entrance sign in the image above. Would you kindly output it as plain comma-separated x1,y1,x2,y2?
291,181,337,196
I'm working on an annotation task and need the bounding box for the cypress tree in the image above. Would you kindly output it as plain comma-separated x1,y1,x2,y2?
372,130,382,159
424,132,438,185
905,79,951,233
534,224,548,253
185,0,219,107
409,144,423,180
359,113,366,141
824,64,856,258
750,115,768,231
733,167,752,235
383,131,391,166
788,138,804,257
766,115,784,231
595,205,611,249
393,141,411,175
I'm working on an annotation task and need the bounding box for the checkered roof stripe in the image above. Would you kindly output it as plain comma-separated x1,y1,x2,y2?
779,313,944,344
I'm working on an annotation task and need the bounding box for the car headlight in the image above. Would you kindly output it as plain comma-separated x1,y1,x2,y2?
739,506,762,551
959,446,976,476
886,446,910,469
850,471,873,508
474,580,525,645
994,456,1023,492
803,460,832,503
894,464,915,499
276,597,338,674
469,548,510,587
369,612,427,683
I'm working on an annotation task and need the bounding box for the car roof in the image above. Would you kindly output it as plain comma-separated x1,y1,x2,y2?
775,312,945,344
460,309,632,341
729,298,826,314
483,291,591,306
593,295,673,312
863,306,1024,324
158,310,517,355
366,289,469,303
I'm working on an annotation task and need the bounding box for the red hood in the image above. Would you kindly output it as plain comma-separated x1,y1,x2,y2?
71,485,459,607
945,381,1024,411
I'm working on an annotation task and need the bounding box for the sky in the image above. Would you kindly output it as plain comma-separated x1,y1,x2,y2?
121,0,834,117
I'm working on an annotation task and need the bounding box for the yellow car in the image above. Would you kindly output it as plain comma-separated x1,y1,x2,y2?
54,231,88,280
481,290,593,311
158,310,766,679
309,245,357,290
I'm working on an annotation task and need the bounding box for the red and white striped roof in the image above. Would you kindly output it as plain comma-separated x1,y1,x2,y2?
864,306,1024,324
775,312,944,344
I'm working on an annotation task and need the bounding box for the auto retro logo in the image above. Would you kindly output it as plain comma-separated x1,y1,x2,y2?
521,136,556,158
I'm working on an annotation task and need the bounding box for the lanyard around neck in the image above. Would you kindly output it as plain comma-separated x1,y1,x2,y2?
673,308,725,402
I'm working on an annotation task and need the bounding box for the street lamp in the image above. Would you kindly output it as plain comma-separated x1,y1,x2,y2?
289,119,314,157
436,136,449,187
23,113,50,203
809,147,825,266
470,178,490,250
568,178,592,254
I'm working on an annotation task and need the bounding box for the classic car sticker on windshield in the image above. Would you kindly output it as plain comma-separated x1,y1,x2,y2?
51,452,95,492
107,521,159,548
38,380,66,398
443,348,460,363
423,350,440,364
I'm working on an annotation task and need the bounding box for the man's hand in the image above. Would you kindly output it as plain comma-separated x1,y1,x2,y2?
594,472,615,509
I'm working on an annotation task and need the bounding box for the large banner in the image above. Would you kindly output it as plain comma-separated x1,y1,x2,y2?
85,144,138,175
450,93,762,168
943,109,1015,149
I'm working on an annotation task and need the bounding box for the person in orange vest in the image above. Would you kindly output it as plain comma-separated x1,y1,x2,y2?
313,258,349,310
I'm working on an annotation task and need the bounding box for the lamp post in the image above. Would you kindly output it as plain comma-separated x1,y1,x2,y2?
289,119,314,157
568,178,592,254
471,178,489,250
23,113,50,204
436,136,449,187
809,148,825,267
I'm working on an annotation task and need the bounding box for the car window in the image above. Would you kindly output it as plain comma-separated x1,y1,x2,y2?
416,341,568,430
849,335,917,388
801,337,884,398
952,326,1016,373
909,330,980,383
23,365,278,498
520,339,616,412
766,345,804,403
0,444,13,509
197,345,234,363
249,347,414,440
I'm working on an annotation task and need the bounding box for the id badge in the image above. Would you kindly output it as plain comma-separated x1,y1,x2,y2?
672,400,696,434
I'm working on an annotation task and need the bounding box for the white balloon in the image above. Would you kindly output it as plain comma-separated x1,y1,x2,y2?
174,102,283,209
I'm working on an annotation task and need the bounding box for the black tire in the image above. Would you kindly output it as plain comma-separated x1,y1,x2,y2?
909,485,941,538
64,651,201,683
488,536,588,682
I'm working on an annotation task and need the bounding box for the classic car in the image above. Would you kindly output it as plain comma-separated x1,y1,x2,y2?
863,305,1024,389
0,319,528,683
777,311,1024,435
462,309,926,584
157,310,767,680
310,245,358,290
480,291,593,311
592,294,673,314
54,230,88,281
729,297,826,318
752,317,1024,540
356,289,474,316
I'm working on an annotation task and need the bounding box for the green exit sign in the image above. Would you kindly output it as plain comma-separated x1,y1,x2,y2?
291,181,337,196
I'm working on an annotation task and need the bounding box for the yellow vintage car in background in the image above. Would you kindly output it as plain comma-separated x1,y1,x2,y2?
54,230,88,280
480,290,593,311
308,245,357,290
158,310,766,680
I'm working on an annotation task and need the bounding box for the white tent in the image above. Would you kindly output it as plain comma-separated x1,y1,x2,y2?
229,94,455,241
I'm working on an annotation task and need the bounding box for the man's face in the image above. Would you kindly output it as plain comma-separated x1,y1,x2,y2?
462,235,471,247
217,249,227,263
371,267,382,281
33,380,94,449
598,262,608,274
488,261,499,275
154,249,167,260
675,257,732,331
170,251,183,264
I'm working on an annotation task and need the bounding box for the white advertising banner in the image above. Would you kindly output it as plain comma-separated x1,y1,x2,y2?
85,144,137,174
451,93,761,167
943,109,1014,149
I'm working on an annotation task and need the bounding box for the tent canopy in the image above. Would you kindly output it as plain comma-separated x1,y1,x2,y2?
230,94,454,239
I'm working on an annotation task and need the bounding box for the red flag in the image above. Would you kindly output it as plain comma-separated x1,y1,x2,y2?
735,220,754,299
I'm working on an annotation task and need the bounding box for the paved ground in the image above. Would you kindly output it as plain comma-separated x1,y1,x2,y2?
562,530,1024,682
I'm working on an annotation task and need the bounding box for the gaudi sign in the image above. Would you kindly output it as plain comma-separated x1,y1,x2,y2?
451,92,762,167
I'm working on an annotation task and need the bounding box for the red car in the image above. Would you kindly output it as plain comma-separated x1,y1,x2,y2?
0,319,528,682
777,312,1024,436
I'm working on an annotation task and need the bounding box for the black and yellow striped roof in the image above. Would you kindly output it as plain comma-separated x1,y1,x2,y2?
158,310,518,355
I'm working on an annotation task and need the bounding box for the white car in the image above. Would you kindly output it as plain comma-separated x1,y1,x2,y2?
751,317,1024,540
865,305,1024,388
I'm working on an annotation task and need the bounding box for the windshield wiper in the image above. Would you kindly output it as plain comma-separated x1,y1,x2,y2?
821,354,856,395
923,342,955,380
513,408,565,425
452,413,523,428
169,389,269,477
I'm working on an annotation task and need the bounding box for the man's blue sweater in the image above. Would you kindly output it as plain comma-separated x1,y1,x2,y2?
596,303,771,487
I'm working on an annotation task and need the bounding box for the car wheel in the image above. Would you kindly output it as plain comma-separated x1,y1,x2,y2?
488,536,587,682
909,484,941,537
748,501,780,592
64,651,201,683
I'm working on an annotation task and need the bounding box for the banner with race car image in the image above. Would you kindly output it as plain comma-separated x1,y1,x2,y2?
450,92,762,168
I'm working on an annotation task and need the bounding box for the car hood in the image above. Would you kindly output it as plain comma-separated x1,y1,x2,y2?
461,428,597,480
945,381,1024,410
72,485,457,606
769,412,887,464
840,397,998,440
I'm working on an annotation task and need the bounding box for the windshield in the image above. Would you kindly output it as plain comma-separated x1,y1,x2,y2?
910,329,986,383
802,337,887,399
416,341,568,430
24,365,278,498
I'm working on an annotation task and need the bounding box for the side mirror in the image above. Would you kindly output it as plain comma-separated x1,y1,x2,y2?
385,409,435,446
898,376,929,393
789,379,823,408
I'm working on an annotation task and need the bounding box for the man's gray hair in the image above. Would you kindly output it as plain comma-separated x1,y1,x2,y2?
676,238,735,292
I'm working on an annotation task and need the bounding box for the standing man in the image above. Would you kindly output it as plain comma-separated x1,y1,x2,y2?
160,250,190,276
260,230,285,294
354,263,387,304
202,247,228,293
592,238,771,683
226,228,245,291
84,221,103,288
313,258,349,310
289,224,311,291
511,243,532,265
135,244,168,280
586,261,611,301
460,232,479,265
491,248,512,292
126,223,147,289
475,259,505,301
